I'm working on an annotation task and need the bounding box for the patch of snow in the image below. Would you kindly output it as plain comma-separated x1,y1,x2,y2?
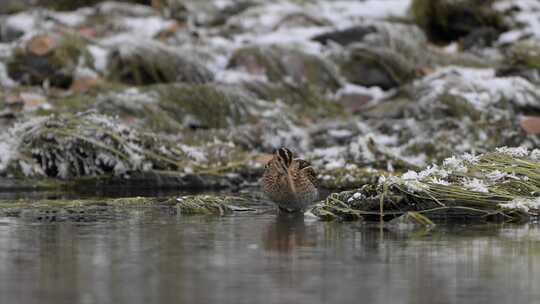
334,83,391,101
463,178,490,193
443,156,468,173
430,178,450,186
328,129,353,139
49,11,88,27
495,0,540,43
315,0,412,26
402,170,419,181
419,66,540,111
499,197,540,212
0,62,17,87
496,146,529,157
178,144,208,163
531,149,540,160
324,158,345,170
5,12,36,33
216,70,268,83
88,45,109,73
0,117,48,174
119,16,176,38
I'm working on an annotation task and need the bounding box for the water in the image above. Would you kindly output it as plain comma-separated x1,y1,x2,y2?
0,209,539,304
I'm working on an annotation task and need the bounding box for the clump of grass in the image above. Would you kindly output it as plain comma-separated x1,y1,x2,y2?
175,195,251,215
313,147,540,222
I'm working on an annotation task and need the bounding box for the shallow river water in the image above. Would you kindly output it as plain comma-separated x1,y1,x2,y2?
0,206,539,304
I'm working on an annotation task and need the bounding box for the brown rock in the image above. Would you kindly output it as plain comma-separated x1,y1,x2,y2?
521,116,540,134
26,35,57,56
69,77,103,93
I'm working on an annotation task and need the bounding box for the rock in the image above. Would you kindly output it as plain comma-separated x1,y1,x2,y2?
241,81,344,118
339,45,417,90
228,45,341,92
0,18,24,43
7,34,89,88
312,25,377,46
496,40,540,83
93,83,263,132
69,77,103,93
40,0,152,12
387,212,435,230
5,92,49,112
334,23,430,89
26,35,57,56
274,12,331,30
461,27,499,50
507,40,540,70
411,0,506,43
521,116,540,134
106,38,214,85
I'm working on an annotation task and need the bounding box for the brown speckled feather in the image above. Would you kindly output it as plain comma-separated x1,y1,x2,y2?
262,148,318,211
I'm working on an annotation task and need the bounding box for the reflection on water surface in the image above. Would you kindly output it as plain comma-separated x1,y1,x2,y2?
0,210,539,304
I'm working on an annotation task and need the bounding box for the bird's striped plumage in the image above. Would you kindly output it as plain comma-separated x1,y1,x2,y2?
262,148,318,211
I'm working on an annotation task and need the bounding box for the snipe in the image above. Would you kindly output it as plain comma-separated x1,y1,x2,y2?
262,147,318,212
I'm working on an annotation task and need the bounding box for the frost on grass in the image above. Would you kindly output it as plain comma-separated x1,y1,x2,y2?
0,113,248,179
313,149,540,222
495,0,540,44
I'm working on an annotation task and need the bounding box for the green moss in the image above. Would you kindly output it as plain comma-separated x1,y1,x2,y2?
7,34,89,88
411,0,506,43
509,41,540,69
228,45,341,92
175,195,250,215
0,2,28,14
0,195,253,220
242,81,345,119
439,93,482,120
152,83,258,129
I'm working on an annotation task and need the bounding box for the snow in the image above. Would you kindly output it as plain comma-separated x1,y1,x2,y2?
49,11,88,27
463,178,490,193
5,12,36,33
499,197,540,212
178,144,208,163
442,156,468,173
316,0,411,26
0,117,48,174
88,45,109,73
119,16,176,38
419,66,540,111
0,62,16,87
495,0,540,43
334,83,391,102
496,146,529,157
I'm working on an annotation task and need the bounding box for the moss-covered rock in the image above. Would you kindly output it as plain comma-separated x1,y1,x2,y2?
228,45,341,92
0,112,256,183
241,80,345,118
7,33,90,88
107,38,214,85
93,83,264,132
411,0,506,43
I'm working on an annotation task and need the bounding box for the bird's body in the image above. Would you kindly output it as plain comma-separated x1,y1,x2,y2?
262,148,318,212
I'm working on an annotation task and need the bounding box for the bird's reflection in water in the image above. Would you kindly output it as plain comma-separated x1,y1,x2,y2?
262,212,316,252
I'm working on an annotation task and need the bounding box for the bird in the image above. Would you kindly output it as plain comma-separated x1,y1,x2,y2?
262,147,319,212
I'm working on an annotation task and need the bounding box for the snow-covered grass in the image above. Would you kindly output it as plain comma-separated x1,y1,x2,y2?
495,0,540,44
417,66,540,112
